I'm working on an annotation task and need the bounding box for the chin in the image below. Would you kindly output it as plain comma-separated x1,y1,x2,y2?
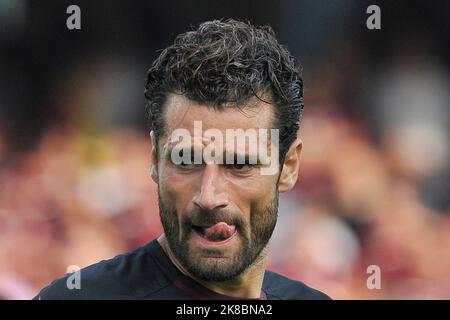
188,259,244,282
182,240,247,281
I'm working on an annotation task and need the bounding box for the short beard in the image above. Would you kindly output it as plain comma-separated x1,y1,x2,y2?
158,190,279,282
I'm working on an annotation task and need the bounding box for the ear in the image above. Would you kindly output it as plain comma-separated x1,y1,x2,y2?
150,131,159,184
278,138,303,193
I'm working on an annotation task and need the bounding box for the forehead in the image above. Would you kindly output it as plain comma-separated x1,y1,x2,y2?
162,94,275,135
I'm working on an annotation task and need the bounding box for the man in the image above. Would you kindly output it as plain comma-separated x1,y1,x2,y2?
34,19,330,300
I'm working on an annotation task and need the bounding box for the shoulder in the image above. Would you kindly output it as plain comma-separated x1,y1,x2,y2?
263,270,332,300
33,241,168,300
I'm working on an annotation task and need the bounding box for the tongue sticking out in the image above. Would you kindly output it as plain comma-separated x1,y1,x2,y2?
202,222,236,241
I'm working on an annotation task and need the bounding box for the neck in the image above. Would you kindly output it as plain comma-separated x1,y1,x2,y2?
157,234,267,299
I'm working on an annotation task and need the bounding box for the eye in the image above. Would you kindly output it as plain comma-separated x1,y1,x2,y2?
227,163,255,172
178,161,192,167
176,160,200,169
176,158,204,170
171,148,201,169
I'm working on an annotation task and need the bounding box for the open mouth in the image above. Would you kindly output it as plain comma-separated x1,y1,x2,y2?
192,222,237,243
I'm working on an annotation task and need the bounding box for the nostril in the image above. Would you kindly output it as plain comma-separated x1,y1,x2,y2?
193,192,229,211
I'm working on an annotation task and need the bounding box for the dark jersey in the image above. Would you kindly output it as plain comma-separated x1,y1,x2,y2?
33,239,331,300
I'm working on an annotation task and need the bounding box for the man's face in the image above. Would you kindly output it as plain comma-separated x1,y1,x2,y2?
154,94,280,282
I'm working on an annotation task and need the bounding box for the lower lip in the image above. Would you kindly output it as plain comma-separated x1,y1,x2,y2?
193,229,238,246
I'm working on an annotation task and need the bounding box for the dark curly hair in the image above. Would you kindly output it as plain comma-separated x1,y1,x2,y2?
144,19,304,163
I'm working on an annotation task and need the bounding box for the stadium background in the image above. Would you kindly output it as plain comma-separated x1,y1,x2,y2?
0,0,449,299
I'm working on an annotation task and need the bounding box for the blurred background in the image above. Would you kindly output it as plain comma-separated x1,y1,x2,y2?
0,0,449,299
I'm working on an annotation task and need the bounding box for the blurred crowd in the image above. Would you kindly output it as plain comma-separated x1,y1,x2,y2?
0,126,161,299
0,1,449,299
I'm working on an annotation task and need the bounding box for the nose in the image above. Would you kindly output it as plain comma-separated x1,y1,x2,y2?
192,164,229,211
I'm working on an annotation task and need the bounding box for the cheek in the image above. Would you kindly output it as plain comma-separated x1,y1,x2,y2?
229,175,278,217
159,167,197,213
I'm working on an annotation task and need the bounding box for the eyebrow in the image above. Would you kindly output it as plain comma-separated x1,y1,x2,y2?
165,145,262,164
224,152,261,164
